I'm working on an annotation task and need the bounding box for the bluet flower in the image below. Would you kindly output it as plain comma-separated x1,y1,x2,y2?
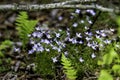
79,57,84,62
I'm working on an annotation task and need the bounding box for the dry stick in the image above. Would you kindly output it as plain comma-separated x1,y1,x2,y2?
88,11,101,32
0,3,119,13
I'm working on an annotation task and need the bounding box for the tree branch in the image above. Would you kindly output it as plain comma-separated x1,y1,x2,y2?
0,1,119,13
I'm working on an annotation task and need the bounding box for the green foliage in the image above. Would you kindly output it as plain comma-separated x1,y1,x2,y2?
0,40,13,51
0,40,12,73
98,70,113,80
0,66,10,73
61,54,77,80
16,11,38,48
0,58,11,73
0,51,4,58
98,47,118,65
65,44,98,79
0,40,13,58
116,16,120,43
98,44,120,80
116,16,120,27
116,16,120,35
98,16,120,80
35,51,57,79
112,65,120,75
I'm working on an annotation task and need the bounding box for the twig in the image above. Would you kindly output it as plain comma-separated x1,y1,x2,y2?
88,76,97,80
62,0,96,5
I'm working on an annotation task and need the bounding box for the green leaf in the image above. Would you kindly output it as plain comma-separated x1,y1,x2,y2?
0,51,4,58
16,11,38,48
97,60,103,65
116,16,120,35
103,54,113,65
116,16,120,27
112,65,120,75
98,70,113,80
110,48,118,58
0,40,12,50
61,54,77,80
102,48,117,65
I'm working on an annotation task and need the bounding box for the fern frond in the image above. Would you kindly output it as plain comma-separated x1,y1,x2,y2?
0,40,13,58
61,54,77,80
0,40,13,50
15,11,38,48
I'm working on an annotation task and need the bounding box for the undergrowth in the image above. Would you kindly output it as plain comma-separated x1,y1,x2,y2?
1,9,119,80
0,40,13,73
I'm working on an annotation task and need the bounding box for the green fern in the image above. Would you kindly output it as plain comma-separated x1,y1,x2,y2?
0,40,13,51
0,40,13,58
61,54,77,80
15,11,38,48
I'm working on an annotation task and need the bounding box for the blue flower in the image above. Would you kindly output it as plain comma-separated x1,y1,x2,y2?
52,57,58,63
79,57,84,62
75,9,81,14
91,53,96,58
73,22,78,27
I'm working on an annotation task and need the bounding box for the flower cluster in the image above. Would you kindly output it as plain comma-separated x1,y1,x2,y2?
27,26,115,63
14,9,116,64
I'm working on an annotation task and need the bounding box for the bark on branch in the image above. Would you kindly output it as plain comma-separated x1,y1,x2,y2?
0,0,119,13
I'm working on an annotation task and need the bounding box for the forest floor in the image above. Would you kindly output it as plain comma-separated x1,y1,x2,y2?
0,7,118,80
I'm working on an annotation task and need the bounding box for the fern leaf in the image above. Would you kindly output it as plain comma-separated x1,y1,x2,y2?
0,40,13,50
16,11,38,48
61,54,77,80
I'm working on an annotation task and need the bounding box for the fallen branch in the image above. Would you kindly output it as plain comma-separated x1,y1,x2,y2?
0,0,119,13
